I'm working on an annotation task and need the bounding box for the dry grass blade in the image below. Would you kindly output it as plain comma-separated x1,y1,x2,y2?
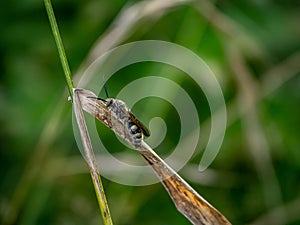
75,88,231,225
138,143,231,225
73,89,113,225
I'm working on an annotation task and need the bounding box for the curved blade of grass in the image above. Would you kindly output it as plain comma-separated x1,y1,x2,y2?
75,88,231,225
73,89,113,225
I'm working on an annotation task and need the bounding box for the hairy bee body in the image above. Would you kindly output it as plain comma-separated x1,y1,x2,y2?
105,98,150,148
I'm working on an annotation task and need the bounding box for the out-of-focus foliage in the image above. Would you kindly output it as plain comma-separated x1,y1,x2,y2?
1,0,300,225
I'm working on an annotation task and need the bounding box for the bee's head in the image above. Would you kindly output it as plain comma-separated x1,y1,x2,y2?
105,98,114,107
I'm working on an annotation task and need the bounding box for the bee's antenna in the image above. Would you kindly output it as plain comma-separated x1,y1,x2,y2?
104,82,109,98
103,76,109,98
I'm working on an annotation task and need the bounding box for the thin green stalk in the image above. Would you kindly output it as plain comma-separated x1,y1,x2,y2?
43,1,113,224
44,0,74,98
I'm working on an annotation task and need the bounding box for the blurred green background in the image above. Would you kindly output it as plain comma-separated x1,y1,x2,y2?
1,0,300,224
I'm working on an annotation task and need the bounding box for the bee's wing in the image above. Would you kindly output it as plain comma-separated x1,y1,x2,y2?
129,112,151,137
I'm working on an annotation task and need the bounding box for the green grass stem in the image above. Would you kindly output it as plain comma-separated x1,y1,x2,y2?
43,1,113,224
44,0,74,98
